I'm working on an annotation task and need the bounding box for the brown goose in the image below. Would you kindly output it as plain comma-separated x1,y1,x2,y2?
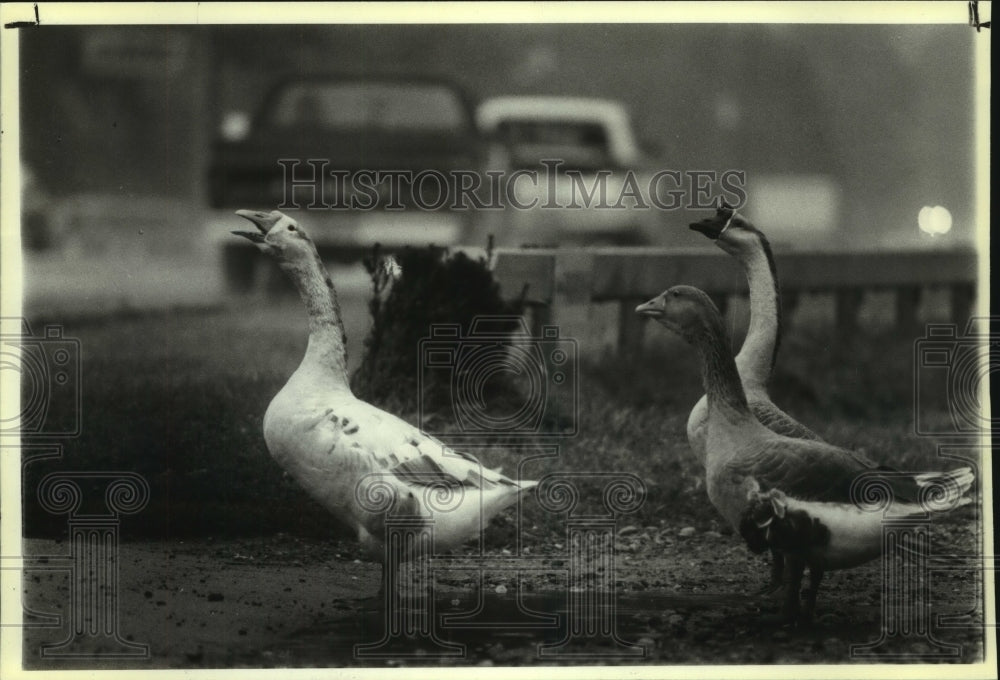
636,285,974,623
686,204,828,593
686,204,821,458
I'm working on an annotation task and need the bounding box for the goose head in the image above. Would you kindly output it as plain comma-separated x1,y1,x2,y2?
689,203,761,257
739,484,789,552
233,209,318,263
742,485,829,553
635,285,722,342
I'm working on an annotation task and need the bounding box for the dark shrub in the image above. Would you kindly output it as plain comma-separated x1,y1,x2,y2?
350,245,525,424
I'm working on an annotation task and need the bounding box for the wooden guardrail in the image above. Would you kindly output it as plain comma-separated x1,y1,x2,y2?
489,246,978,354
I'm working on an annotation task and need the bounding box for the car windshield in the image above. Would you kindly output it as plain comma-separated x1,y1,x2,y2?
496,120,612,170
497,120,609,150
267,82,470,132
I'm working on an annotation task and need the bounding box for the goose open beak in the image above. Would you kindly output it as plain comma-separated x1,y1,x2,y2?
232,209,273,243
635,298,664,318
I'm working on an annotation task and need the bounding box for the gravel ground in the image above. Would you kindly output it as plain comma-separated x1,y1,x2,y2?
20,509,983,669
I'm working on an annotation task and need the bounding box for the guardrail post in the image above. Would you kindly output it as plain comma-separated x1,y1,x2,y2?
835,288,864,338
617,299,646,357
553,251,595,341
950,283,975,329
895,286,922,333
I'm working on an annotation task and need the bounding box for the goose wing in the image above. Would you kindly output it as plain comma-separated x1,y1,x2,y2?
749,400,822,442
748,399,887,471
727,437,880,502
318,398,525,491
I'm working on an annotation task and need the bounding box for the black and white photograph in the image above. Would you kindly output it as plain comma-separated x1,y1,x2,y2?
0,2,994,675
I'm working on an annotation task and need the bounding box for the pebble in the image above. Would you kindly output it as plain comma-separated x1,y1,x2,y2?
679,527,696,537
495,584,507,595
637,636,655,647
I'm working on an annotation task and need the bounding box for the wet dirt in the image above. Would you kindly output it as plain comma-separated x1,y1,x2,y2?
19,514,984,669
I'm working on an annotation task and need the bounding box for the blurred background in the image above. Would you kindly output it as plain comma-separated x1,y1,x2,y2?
19,23,977,319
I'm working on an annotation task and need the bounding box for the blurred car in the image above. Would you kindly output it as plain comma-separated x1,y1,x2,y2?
206,74,486,292
476,96,664,247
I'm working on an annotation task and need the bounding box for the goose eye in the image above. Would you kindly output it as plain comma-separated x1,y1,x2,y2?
288,225,297,232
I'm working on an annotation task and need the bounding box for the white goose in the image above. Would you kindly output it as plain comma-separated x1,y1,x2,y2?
233,209,537,565
636,286,974,623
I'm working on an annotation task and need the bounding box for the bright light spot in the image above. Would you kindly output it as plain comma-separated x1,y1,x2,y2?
918,205,952,236
220,111,250,142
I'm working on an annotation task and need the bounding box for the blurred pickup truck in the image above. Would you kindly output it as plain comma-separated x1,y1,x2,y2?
206,74,486,292
476,96,664,247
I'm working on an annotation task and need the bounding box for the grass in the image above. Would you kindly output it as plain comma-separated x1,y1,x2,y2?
20,298,965,544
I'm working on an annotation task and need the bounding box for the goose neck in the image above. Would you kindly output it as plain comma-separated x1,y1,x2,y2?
734,237,781,386
282,253,350,386
693,318,755,425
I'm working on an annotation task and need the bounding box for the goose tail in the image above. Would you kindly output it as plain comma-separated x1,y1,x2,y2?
478,478,538,521
913,466,976,512
873,466,975,511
